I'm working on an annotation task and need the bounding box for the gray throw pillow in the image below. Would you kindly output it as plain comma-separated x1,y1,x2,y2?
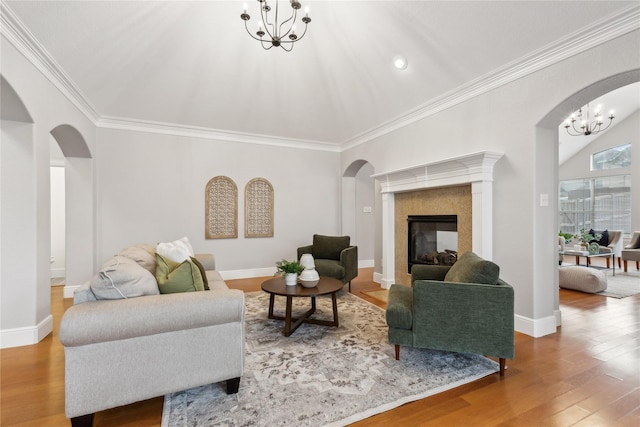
444,251,500,285
91,256,159,300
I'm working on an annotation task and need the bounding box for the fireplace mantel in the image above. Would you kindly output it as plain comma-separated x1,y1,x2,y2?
373,151,504,288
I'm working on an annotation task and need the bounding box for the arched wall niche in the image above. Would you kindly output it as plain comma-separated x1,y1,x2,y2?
531,69,640,338
50,124,92,158
0,74,33,123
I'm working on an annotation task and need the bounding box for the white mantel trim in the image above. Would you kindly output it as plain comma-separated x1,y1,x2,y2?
373,151,504,288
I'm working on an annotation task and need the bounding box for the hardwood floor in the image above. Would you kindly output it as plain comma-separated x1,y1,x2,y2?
1,266,639,426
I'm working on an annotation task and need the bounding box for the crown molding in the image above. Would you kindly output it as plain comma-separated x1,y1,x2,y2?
2,2,638,153
97,116,341,152
341,4,640,151
0,2,101,123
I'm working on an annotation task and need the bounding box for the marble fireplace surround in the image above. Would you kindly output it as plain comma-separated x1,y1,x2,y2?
372,151,504,288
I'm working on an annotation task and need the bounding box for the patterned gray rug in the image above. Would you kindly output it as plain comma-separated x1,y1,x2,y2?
598,271,640,298
162,290,499,426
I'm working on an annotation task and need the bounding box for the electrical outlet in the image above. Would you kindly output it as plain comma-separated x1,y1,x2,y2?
363,206,372,213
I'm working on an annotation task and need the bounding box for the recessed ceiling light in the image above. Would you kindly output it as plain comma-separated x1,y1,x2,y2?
393,55,408,70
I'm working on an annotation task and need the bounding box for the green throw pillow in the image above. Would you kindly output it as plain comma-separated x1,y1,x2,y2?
155,253,205,294
190,256,209,291
444,251,500,285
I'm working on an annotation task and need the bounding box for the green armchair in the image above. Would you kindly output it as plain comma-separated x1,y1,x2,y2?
297,234,358,291
385,252,514,375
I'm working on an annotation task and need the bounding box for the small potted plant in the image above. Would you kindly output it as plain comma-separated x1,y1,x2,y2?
275,259,305,286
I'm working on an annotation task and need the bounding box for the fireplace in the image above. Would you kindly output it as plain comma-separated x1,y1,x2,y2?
407,215,458,272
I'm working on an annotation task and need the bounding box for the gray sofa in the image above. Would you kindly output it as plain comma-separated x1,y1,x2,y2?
59,245,245,427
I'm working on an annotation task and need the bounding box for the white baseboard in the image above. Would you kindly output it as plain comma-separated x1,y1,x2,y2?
514,314,557,337
220,267,277,281
554,309,562,327
0,315,53,349
358,259,374,268
63,284,80,299
50,267,65,278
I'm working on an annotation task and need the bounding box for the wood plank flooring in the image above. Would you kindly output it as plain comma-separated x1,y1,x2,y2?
1,265,639,426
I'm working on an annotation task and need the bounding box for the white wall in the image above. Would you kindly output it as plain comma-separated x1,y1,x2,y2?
559,108,640,232
1,35,95,347
95,128,341,275
341,29,640,336
355,162,375,264
50,165,65,278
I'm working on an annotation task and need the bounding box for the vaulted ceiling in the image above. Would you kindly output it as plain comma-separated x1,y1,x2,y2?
2,1,639,151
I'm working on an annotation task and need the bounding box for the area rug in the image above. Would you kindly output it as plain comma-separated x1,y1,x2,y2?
162,291,498,427
597,272,640,298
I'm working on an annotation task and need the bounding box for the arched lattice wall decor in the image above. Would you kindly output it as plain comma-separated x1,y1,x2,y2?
245,178,274,238
205,176,238,239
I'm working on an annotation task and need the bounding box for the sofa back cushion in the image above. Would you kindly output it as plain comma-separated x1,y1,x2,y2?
312,234,350,260
443,251,500,285
90,256,160,300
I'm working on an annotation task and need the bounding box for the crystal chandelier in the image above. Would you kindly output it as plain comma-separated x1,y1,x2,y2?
241,0,311,51
564,103,615,136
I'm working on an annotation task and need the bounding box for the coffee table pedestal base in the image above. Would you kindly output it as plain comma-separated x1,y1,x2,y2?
268,294,339,337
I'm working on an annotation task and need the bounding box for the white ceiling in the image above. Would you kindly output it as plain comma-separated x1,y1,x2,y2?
3,1,639,149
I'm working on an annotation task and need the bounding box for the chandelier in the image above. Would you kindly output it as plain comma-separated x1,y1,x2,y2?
241,0,311,51
564,103,615,136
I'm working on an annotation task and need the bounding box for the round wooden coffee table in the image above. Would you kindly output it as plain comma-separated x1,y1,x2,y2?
261,276,343,336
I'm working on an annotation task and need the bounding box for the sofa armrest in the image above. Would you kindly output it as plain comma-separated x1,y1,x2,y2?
340,246,358,283
412,279,514,359
194,253,216,271
60,289,244,347
297,245,314,260
411,264,451,283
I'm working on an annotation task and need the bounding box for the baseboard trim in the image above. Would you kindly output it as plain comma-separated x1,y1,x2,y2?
1,314,53,349
63,284,80,299
50,268,65,278
220,267,277,281
358,259,374,268
514,314,557,337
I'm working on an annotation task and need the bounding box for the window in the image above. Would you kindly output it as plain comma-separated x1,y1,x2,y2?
591,143,631,171
559,175,631,235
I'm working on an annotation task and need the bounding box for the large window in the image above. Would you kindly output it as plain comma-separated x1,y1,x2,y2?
591,143,631,171
559,175,631,234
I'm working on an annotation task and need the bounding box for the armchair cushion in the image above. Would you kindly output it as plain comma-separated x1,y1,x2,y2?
313,259,345,280
626,232,640,249
443,251,500,285
312,234,350,260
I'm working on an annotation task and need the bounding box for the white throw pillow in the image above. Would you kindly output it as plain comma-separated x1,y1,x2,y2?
156,237,195,263
91,256,159,300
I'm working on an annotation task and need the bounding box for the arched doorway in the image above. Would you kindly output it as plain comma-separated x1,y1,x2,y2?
342,160,378,271
534,69,640,333
48,125,93,298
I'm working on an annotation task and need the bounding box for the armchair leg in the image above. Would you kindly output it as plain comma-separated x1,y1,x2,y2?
624,260,628,272
499,358,506,376
395,344,400,360
348,281,351,292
